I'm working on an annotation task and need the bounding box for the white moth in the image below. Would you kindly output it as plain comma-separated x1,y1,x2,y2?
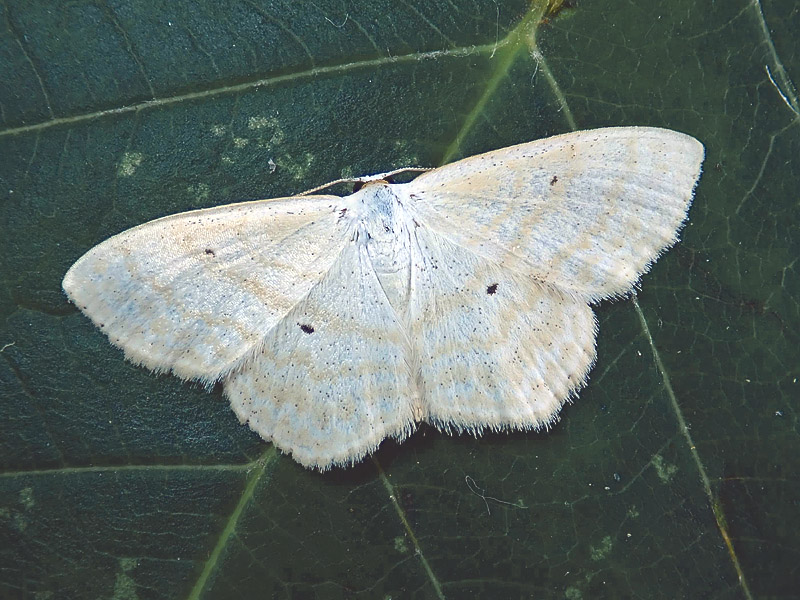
63,127,704,470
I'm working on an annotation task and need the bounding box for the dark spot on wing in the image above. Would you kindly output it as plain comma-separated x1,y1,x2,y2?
299,323,315,334
550,175,558,186
486,283,498,295
204,248,215,256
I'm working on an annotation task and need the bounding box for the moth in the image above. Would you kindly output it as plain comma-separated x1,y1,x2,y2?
63,127,704,470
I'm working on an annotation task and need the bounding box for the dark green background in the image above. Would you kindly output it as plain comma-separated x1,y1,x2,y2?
1,0,797,598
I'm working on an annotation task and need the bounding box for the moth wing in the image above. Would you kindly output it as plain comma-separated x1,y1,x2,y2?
406,127,704,301
224,241,419,470
408,228,596,432
63,194,350,383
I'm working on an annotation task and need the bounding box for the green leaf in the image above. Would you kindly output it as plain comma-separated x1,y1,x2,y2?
1,0,797,598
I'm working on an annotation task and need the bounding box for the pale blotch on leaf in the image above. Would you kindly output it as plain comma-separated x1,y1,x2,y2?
4,488,34,532
117,152,143,177
247,115,275,130
233,137,249,149
112,558,139,600
63,127,704,471
187,182,210,202
19,487,34,510
652,454,679,483
210,124,227,137
12,512,28,532
281,151,314,181
565,586,583,600
590,535,613,561
248,115,285,149
391,140,419,172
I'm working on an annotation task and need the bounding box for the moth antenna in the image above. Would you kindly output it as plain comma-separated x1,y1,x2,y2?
298,167,434,196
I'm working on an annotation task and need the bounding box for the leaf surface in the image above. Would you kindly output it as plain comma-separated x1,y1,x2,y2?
1,0,797,598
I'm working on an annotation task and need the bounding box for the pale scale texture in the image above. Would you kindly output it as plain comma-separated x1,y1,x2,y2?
408,228,597,433
408,127,704,301
63,126,704,470
63,195,350,382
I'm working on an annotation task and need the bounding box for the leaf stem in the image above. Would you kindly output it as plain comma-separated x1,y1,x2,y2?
187,447,278,600
633,296,753,600
373,456,445,600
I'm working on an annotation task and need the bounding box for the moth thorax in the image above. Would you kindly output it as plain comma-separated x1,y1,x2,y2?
357,184,413,311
